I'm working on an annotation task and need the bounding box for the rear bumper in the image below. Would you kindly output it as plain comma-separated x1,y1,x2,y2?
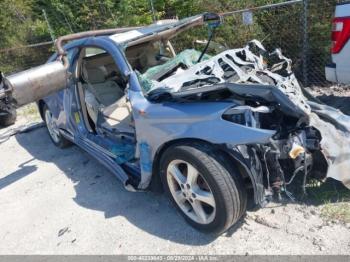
325,63,337,83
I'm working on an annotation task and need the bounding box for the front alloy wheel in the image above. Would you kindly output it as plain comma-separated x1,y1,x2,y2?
160,143,247,234
167,160,216,225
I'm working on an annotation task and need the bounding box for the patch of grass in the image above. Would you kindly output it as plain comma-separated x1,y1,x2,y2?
321,202,350,224
307,178,350,224
17,103,41,122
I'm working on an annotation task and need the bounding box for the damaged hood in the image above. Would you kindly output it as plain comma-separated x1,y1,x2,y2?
142,40,350,188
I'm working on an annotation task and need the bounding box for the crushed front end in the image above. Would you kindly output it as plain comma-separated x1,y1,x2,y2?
220,99,325,202
140,40,350,202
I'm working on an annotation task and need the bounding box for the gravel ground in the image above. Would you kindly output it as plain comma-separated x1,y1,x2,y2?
0,104,350,255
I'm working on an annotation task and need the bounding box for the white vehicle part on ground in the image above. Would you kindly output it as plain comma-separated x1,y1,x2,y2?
157,40,350,189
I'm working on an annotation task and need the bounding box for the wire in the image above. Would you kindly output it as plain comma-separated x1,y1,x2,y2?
197,28,215,63
285,166,304,185
220,0,303,17
0,42,53,53
263,147,271,190
302,152,308,195
278,163,296,202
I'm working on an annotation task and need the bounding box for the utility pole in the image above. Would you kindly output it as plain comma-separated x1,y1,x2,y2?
302,0,309,87
42,9,56,42
149,0,156,22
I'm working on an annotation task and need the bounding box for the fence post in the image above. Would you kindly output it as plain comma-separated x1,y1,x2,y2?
302,0,309,86
149,0,156,22
42,9,56,42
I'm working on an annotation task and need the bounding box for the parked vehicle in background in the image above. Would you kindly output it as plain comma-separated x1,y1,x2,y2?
326,2,350,84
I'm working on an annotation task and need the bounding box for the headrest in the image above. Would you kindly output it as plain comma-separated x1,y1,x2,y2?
85,67,106,84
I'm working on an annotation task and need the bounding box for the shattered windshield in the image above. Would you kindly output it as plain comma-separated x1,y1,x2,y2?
138,49,212,93
137,39,301,101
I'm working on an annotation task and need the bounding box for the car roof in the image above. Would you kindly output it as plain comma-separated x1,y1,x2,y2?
108,14,203,46
58,14,205,55
62,14,204,51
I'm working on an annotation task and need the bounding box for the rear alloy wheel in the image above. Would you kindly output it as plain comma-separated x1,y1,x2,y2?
160,143,247,234
43,104,71,148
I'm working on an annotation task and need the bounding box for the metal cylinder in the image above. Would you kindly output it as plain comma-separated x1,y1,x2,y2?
4,61,67,107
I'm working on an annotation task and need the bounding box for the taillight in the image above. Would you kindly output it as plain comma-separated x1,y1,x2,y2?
331,17,350,54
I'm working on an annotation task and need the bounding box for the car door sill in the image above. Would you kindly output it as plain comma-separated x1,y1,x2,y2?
74,134,135,190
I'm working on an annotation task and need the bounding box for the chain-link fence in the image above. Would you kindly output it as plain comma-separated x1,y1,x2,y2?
217,0,307,85
306,0,340,87
0,42,53,74
168,0,342,87
0,0,345,87
208,0,340,87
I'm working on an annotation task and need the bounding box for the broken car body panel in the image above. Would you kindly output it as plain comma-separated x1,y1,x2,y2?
128,79,275,188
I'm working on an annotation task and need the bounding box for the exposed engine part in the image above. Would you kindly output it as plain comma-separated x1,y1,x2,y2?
264,149,284,200
223,105,272,128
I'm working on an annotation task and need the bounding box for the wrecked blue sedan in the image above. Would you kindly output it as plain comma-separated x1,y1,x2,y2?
2,13,348,234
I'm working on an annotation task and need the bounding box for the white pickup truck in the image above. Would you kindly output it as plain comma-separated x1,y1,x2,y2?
325,2,350,84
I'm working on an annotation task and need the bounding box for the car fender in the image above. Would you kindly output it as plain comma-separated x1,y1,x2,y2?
128,73,275,189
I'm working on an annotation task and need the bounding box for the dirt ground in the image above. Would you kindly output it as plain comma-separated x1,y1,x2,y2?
0,102,350,255
307,85,350,115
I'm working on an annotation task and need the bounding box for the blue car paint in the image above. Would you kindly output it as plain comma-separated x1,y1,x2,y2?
127,72,275,188
40,34,276,194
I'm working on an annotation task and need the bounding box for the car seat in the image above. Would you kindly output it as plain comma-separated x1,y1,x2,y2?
82,65,124,123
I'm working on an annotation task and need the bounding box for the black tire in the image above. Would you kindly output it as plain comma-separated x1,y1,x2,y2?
160,143,247,234
43,104,71,148
0,108,16,127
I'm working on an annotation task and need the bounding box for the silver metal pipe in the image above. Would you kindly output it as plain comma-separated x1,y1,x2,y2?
4,61,67,107
54,27,140,69
1,26,141,108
